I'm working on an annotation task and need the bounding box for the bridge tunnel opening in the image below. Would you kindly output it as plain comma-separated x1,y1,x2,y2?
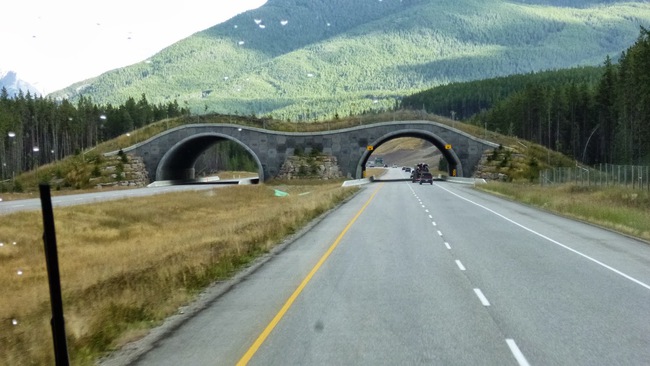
156,133,263,183
359,131,461,179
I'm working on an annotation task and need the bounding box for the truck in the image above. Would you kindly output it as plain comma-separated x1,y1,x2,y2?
419,172,433,185
410,163,430,183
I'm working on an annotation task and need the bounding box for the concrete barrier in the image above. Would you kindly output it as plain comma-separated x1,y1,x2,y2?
342,176,375,187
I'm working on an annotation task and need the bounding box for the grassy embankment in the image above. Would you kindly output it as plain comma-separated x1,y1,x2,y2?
477,182,650,242
0,182,358,365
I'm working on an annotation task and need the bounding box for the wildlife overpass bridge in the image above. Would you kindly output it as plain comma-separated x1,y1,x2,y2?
111,121,499,183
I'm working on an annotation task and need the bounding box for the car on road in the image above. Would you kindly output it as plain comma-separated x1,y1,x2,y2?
404,167,411,172
419,172,433,185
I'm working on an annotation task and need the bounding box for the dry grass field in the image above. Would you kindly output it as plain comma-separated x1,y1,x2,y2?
0,183,358,365
365,167,388,178
477,182,650,241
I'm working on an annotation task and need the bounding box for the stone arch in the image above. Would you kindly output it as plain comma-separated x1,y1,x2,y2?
356,129,463,178
155,132,264,181
112,121,498,184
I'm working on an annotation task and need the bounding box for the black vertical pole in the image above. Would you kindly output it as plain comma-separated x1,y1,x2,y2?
39,184,70,366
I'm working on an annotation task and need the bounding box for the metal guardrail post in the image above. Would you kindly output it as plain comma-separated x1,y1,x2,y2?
39,184,70,366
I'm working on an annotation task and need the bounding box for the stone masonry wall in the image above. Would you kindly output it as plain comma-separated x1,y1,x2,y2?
276,155,342,180
93,154,150,188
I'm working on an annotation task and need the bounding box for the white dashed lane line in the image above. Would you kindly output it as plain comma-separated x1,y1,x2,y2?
412,182,531,366
473,288,491,306
455,260,466,271
435,182,650,291
506,339,531,366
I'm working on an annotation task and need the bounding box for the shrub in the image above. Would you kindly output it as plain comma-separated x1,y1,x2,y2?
309,146,322,158
13,180,24,193
118,149,128,163
92,165,102,178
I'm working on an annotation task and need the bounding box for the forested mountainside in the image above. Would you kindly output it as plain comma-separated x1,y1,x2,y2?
401,66,604,120
404,28,650,165
51,0,650,121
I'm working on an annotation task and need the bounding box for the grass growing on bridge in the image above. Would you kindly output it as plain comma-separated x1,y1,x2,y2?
0,182,358,365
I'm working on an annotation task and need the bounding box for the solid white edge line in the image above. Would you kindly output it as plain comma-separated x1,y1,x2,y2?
506,339,531,366
455,260,466,271
435,184,650,291
474,288,490,306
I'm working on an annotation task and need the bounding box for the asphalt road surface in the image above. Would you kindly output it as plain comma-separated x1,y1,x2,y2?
0,181,246,215
101,168,650,365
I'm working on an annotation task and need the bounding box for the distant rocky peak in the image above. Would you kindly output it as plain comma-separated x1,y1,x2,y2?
0,70,42,98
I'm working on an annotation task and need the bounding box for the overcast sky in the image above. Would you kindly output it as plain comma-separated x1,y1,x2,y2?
1,0,267,94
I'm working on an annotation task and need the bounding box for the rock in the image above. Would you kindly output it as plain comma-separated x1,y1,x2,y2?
99,154,150,187
276,155,342,180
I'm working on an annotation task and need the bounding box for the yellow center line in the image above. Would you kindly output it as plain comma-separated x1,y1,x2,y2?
236,184,383,366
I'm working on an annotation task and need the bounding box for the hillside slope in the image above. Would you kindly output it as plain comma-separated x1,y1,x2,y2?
372,138,441,169
52,0,650,120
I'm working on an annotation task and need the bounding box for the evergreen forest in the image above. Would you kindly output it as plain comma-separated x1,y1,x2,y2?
403,27,650,165
0,92,188,182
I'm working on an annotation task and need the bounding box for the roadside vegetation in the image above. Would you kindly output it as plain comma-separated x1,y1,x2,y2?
476,182,650,242
0,182,357,365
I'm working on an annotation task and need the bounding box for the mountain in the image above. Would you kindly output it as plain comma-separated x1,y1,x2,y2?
0,70,42,98
51,0,650,121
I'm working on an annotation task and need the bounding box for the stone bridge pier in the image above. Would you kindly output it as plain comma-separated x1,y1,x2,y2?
108,121,498,183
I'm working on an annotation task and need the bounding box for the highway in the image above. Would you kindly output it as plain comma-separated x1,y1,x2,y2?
96,168,650,365
0,180,248,215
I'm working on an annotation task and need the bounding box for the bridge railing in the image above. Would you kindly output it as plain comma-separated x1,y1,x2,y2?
539,164,650,190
